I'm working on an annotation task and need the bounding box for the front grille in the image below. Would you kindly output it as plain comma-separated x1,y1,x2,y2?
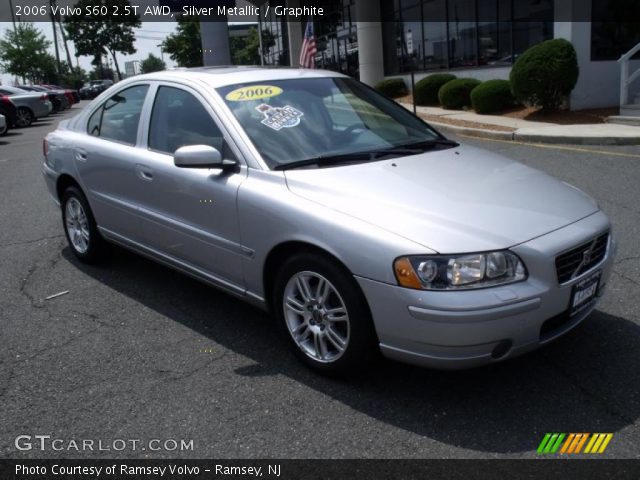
555,232,609,284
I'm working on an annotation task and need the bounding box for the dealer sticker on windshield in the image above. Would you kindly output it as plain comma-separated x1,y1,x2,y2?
256,104,304,131
225,85,283,102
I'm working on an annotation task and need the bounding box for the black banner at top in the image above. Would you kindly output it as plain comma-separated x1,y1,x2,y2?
3,0,640,23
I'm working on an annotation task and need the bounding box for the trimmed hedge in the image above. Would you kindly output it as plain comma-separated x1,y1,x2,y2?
375,78,408,98
414,73,456,106
438,78,481,110
470,80,515,114
510,39,579,111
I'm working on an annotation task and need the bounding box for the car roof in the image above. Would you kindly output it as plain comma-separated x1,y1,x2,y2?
130,66,348,89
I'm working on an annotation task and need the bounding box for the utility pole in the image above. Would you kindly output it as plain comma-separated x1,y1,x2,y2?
8,0,16,29
49,0,62,74
53,0,74,69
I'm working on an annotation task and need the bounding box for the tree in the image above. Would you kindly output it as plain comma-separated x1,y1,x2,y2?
0,23,53,83
64,0,141,81
161,15,203,68
140,53,166,74
231,27,276,66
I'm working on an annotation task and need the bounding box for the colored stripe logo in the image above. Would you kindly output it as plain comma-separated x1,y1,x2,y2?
537,433,613,454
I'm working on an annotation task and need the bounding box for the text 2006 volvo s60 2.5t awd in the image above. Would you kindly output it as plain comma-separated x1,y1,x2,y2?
42,67,616,374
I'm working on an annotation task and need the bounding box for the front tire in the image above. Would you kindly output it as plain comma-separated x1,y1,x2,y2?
61,186,110,264
273,253,378,375
15,107,33,128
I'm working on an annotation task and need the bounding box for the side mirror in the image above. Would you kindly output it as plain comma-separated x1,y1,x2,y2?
174,145,237,169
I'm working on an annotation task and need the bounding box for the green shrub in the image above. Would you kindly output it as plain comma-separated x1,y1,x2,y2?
374,78,408,98
470,79,515,114
438,78,481,110
510,39,579,111
414,73,456,106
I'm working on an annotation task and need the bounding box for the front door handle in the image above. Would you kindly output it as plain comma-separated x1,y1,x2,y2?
135,164,154,182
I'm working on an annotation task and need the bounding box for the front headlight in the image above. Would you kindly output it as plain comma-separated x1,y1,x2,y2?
394,251,527,290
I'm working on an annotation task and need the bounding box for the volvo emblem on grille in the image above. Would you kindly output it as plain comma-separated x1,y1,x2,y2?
572,240,598,279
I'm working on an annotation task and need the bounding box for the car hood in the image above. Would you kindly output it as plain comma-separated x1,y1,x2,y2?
284,145,599,253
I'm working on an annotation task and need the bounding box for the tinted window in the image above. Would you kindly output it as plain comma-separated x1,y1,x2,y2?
87,85,149,145
149,86,224,155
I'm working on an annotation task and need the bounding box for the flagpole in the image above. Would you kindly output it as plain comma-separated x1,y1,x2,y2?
257,8,264,66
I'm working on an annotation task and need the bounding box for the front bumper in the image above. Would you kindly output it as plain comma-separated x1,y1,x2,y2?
357,211,616,370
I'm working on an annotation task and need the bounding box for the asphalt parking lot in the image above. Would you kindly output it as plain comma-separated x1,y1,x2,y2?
1,104,639,459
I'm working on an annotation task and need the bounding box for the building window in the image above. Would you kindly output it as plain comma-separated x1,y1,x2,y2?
259,0,290,66
312,0,358,77
591,0,640,61
384,0,553,75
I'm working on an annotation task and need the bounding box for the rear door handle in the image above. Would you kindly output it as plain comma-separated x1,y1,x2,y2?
136,164,154,181
75,149,87,162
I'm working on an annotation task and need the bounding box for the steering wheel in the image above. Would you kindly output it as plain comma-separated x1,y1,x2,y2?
337,124,366,141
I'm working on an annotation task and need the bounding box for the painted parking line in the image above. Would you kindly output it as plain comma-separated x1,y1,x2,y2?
458,134,640,159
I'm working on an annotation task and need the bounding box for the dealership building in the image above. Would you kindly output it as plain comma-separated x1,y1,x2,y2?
201,0,640,113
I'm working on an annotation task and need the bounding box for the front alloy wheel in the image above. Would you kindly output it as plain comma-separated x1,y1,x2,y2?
283,272,350,363
274,253,378,375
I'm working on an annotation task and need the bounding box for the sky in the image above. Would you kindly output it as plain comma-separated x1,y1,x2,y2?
0,20,178,86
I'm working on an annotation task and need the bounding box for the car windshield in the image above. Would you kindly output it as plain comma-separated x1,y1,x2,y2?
217,77,442,169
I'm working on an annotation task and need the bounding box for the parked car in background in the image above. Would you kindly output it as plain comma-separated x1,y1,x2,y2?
86,79,114,99
42,68,616,374
0,95,17,132
40,85,76,108
0,114,6,136
0,86,51,127
20,85,70,112
44,84,80,104
79,83,92,100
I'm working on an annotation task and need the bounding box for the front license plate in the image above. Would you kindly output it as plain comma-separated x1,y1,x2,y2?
570,271,601,317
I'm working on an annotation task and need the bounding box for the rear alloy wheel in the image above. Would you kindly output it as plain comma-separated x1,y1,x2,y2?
15,107,33,128
61,186,110,264
274,253,378,375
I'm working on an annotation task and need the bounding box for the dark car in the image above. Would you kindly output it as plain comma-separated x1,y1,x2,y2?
79,82,92,100
19,85,69,112
86,79,114,99
45,84,80,104
0,96,18,133
40,85,76,106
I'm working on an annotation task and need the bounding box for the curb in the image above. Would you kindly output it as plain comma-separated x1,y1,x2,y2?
429,120,640,146
404,103,640,146
513,133,640,146
427,120,515,141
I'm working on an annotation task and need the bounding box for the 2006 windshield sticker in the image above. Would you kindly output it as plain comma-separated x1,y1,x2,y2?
225,85,283,102
256,104,304,131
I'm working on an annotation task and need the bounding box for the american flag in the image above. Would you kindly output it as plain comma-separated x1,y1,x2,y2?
299,20,317,69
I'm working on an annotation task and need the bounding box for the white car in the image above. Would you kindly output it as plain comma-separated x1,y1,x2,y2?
0,114,6,136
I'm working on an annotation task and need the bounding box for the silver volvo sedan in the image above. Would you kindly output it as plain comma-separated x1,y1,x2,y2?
43,68,616,374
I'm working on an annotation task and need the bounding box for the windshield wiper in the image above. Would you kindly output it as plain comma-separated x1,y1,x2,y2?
273,139,459,171
392,139,459,150
274,152,373,171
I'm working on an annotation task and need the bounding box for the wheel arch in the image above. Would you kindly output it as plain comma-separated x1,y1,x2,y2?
262,240,357,313
56,174,83,203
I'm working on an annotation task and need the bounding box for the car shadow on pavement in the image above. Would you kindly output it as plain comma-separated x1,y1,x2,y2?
64,247,640,454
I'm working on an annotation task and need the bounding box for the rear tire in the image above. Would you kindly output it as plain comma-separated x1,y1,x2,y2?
15,107,33,128
273,252,379,375
61,186,110,264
